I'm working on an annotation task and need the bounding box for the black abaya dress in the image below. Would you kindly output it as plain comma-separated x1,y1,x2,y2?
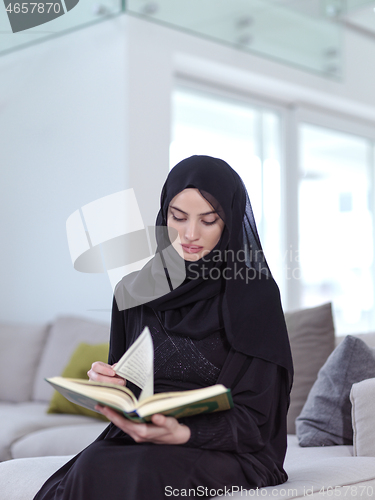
34,301,290,500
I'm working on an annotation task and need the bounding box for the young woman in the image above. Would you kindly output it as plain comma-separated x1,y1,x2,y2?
34,155,293,499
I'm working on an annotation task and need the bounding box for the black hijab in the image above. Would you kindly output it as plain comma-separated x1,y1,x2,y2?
115,155,293,389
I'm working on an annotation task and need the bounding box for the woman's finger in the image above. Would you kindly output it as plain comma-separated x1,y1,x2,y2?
97,407,157,434
96,406,189,444
97,406,150,440
151,414,168,427
88,371,126,385
87,364,126,385
91,361,115,376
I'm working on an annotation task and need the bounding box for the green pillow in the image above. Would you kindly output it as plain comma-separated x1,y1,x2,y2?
47,342,110,421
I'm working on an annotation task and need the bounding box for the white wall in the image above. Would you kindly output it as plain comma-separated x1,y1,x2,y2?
1,13,375,323
0,16,128,324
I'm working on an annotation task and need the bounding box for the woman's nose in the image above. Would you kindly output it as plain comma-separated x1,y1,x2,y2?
185,221,199,241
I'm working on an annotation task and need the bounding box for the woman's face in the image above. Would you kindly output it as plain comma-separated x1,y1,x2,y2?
167,188,225,261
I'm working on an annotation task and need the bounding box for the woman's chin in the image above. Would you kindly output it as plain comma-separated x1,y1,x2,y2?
183,250,212,262
183,254,202,262
170,243,211,262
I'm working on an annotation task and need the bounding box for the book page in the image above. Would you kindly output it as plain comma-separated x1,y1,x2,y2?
113,326,154,401
46,377,136,413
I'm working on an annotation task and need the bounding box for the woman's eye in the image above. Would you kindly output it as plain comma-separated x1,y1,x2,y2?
202,219,218,226
172,214,185,222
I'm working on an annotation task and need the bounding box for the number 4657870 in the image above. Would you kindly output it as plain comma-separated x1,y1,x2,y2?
5,3,62,14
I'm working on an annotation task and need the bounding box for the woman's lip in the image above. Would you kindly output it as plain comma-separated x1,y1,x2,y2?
181,244,203,254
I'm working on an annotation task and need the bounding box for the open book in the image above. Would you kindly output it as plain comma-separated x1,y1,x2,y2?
46,327,233,423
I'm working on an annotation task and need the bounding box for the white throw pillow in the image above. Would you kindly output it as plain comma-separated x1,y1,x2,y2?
0,324,49,402
350,377,375,457
32,316,110,402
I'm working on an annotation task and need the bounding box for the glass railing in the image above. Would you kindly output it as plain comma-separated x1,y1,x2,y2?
347,0,375,11
344,0,375,34
2,0,374,75
264,0,375,19
127,0,343,76
0,0,124,56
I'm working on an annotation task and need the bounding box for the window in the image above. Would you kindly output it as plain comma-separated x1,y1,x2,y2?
170,86,375,334
299,123,374,334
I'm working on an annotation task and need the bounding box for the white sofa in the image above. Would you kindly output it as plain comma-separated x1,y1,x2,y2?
0,316,110,462
1,435,375,500
1,311,375,499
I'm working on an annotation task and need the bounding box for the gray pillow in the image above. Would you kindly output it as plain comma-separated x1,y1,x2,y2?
0,323,49,402
296,335,375,446
32,316,110,402
285,303,335,434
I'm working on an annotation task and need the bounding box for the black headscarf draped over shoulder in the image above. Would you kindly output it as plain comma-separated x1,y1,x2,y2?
117,155,293,391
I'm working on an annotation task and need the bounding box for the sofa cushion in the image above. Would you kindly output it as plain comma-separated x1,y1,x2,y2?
2,438,375,500
0,323,49,403
32,316,110,402
11,422,108,459
296,335,375,447
0,402,96,461
285,302,335,434
258,435,375,499
0,455,73,500
47,342,109,421
350,377,375,457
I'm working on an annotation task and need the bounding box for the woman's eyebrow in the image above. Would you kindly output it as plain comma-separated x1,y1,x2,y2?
169,205,188,215
169,205,216,216
199,210,217,216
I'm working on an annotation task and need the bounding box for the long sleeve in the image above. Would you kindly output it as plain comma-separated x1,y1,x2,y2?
180,357,289,454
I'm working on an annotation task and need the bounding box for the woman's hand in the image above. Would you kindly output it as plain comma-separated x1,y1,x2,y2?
87,362,126,386
96,405,191,445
